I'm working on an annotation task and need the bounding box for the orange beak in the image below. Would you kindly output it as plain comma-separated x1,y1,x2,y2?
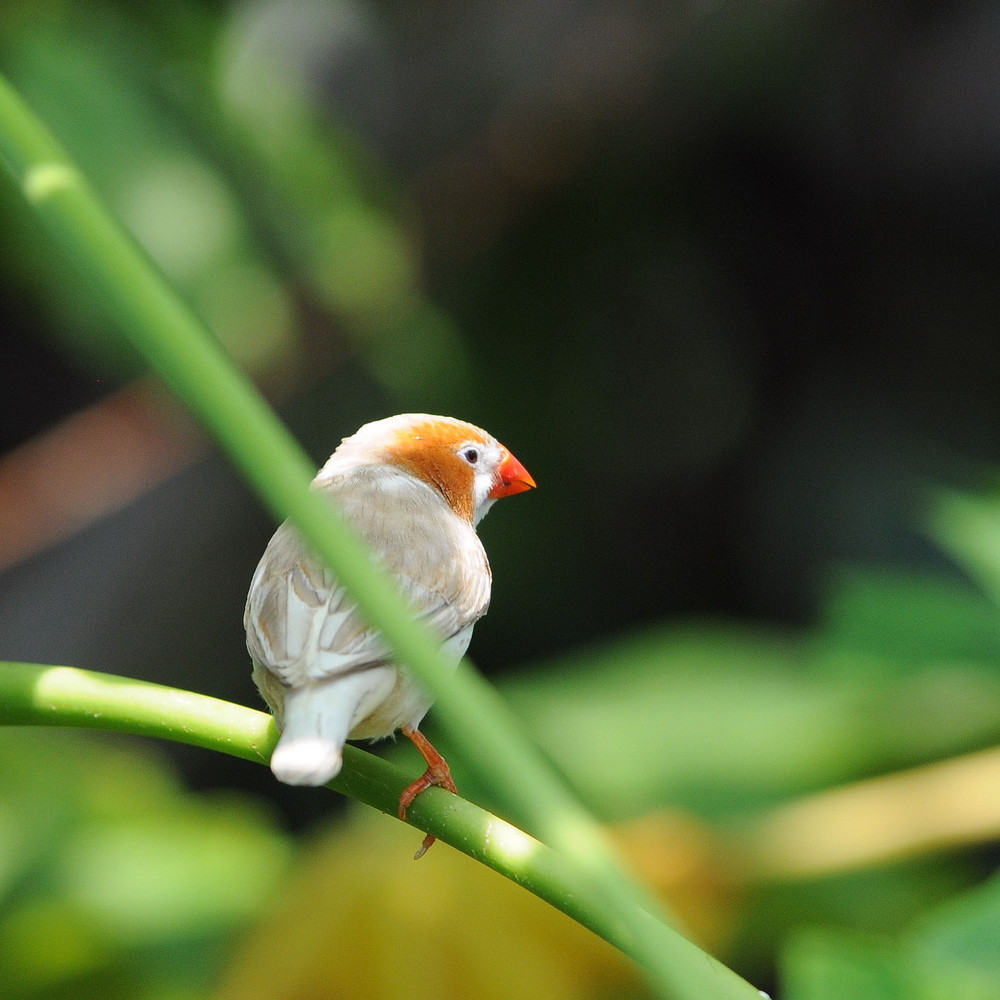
489,447,536,499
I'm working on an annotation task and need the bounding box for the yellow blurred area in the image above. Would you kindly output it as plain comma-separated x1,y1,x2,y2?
215,809,639,1000
214,805,745,1000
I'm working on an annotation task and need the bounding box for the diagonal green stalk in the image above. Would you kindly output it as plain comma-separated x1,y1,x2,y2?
0,74,762,999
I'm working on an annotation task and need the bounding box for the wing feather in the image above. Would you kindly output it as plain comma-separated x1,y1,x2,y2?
244,466,491,689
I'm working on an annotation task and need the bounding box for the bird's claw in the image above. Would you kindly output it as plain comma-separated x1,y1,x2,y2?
399,727,458,859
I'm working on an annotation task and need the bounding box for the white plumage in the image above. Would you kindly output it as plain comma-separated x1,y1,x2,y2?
244,413,534,841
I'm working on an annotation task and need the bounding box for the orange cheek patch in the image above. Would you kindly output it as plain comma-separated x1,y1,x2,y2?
387,444,477,523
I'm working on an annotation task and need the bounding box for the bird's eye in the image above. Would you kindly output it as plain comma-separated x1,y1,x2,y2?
460,446,480,465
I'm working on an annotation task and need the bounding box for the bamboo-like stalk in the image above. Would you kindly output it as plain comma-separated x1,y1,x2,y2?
0,74,763,1000
0,660,690,969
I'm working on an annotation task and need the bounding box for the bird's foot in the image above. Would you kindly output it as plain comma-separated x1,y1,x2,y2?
399,727,458,859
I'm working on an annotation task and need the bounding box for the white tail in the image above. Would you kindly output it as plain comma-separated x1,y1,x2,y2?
267,671,392,786
270,735,344,785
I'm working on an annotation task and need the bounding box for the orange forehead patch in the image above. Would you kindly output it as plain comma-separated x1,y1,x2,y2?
384,420,486,522
387,418,487,449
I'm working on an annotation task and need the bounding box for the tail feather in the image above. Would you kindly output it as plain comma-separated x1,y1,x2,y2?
265,669,394,786
270,735,343,786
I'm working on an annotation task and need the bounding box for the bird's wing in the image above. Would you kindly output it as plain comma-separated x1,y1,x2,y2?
245,475,491,688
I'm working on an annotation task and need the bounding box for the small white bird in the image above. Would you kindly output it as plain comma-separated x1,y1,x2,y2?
245,413,534,854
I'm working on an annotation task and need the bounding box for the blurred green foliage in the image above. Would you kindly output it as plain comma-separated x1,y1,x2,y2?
0,730,290,1000
2,0,1000,998
480,566,1000,822
0,0,466,404
782,872,1000,1000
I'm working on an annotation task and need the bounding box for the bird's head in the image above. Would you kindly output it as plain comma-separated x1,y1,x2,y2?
321,413,535,525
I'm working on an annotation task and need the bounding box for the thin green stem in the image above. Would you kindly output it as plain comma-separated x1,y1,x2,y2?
0,660,727,988
0,75,763,999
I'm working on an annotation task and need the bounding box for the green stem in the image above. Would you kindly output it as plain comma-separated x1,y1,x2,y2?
0,660,709,981
0,75,762,999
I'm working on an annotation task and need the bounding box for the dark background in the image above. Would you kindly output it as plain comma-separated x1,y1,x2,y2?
1,0,999,829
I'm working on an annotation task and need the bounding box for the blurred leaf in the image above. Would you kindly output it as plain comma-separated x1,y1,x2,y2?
492,623,861,818
0,730,291,1000
931,488,1000,612
215,0,475,407
464,620,1000,820
0,3,296,379
0,732,84,904
908,872,1000,1000
0,0,473,407
816,567,1000,672
739,746,1000,883
60,795,288,946
735,858,977,979
776,870,1000,1000
780,929,911,1000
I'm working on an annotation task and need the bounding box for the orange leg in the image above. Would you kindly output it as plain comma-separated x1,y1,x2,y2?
399,726,458,859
